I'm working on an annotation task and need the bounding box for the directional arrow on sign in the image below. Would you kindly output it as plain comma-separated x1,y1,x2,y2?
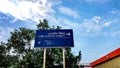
66,32,71,36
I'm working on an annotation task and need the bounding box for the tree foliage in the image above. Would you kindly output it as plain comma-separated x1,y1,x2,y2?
7,28,35,55
0,19,81,68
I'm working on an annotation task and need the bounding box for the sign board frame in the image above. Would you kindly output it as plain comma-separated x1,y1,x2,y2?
34,29,74,48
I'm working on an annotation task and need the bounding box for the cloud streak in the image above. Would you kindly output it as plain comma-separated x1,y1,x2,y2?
58,6,79,19
111,10,120,15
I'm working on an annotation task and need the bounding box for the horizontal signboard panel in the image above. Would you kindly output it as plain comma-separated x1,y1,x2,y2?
34,29,74,48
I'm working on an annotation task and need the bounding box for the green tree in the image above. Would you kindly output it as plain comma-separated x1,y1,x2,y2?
6,28,35,68
7,28,35,54
0,42,7,67
36,19,50,30
0,42,18,68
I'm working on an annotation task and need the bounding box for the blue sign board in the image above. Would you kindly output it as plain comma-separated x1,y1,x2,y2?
34,29,74,48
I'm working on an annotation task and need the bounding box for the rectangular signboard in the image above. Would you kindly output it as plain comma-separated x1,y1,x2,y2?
34,29,74,48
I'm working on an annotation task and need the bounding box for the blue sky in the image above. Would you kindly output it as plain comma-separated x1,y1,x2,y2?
0,0,120,63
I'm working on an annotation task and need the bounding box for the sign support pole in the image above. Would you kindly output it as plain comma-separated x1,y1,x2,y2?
63,48,66,68
43,48,47,68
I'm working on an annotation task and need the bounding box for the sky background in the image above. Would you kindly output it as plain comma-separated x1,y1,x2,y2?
0,0,120,64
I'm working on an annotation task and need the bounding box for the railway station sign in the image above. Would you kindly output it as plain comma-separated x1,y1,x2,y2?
34,29,74,48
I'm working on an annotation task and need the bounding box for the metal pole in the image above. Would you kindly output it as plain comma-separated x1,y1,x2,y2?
63,48,66,68
43,48,47,68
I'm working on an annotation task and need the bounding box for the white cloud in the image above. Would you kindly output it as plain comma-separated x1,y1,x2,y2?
78,16,112,36
104,22,111,26
111,10,120,15
112,31,120,37
0,27,14,42
30,40,35,49
91,16,101,23
58,6,79,19
0,0,56,22
47,16,81,31
62,18,80,28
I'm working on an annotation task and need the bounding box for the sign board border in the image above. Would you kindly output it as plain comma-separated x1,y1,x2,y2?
34,29,74,48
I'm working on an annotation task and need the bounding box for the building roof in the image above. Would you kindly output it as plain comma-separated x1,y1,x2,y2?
90,48,120,67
